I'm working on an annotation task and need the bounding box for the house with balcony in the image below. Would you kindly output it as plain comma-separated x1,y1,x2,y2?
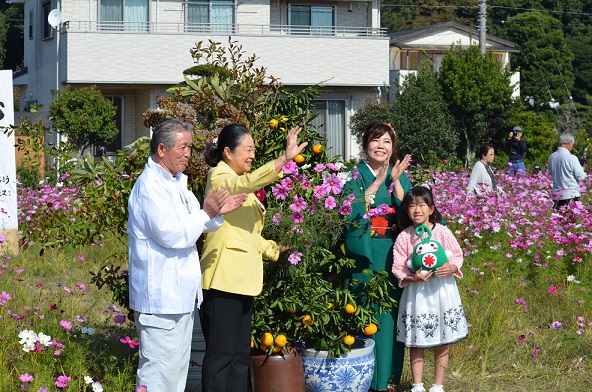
13,0,390,161
388,21,520,98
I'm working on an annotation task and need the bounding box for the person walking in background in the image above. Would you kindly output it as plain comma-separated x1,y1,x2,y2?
343,122,412,392
548,131,587,209
392,186,468,392
504,126,528,174
466,143,503,197
127,119,247,392
199,123,307,392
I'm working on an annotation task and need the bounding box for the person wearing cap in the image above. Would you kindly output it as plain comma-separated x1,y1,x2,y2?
504,126,528,174
547,131,587,209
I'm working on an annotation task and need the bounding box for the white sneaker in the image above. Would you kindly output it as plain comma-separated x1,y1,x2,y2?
428,385,444,392
411,383,426,392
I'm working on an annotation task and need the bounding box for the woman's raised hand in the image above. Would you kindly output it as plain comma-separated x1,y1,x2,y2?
284,126,308,162
391,154,412,182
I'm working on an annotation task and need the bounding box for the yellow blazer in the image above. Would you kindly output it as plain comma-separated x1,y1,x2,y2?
200,160,282,296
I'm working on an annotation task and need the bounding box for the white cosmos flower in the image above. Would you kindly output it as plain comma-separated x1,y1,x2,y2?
567,275,575,282
18,329,38,345
92,381,104,392
84,376,93,384
37,332,52,346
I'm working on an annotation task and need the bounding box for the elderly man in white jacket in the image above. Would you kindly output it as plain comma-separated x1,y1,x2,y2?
127,118,246,392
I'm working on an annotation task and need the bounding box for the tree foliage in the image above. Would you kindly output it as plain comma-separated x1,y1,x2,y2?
393,63,457,164
438,44,514,162
144,38,324,192
504,12,575,109
349,98,395,146
49,86,119,154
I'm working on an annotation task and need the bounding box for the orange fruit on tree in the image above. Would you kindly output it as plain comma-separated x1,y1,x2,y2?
294,154,305,165
274,334,287,348
251,340,255,348
312,144,323,155
302,314,314,326
363,323,378,336
259,343,269,352
272,345,282,353
261,332,274,346
345,303,356,314
269,119,279,128
327,302,334,309
343,335,355,345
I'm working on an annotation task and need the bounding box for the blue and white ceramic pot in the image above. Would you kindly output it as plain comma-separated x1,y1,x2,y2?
301,337,375,392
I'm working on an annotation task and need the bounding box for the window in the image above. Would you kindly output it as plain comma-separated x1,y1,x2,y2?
42,2,53,39
100,0,149,31
311,100,345,159
187,0,235,33
290,5,334,36
29,10,34,39
102,96,123,154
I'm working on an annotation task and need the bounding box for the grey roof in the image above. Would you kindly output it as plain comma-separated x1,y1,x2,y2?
389,21,519,53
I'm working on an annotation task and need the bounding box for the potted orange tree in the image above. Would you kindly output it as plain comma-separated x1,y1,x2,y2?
250,153,397,391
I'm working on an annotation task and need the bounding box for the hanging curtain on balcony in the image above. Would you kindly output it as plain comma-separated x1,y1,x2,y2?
188,0,209,27
311,6,333,35
126,0,148,31
100,0,123,29
100,0,147,31
211,0,234,33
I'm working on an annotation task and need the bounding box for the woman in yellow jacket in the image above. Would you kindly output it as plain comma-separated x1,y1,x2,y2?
199,123,307,392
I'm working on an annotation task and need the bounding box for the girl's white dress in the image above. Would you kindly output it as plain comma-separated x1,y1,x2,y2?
392,223,468,348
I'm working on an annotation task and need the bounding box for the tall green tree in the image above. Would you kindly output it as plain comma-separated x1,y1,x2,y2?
504,12,574,108
438,44,514,162
49,86,119,155
393,63,457,164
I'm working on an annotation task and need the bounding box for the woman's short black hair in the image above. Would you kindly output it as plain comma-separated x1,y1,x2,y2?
204,123,251,167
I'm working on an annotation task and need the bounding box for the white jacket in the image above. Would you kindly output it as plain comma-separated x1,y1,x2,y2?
127,157,223,314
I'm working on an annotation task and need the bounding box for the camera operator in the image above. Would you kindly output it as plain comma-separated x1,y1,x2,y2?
504,126,528,174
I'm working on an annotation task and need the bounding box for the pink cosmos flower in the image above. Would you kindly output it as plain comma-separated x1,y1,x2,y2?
38,387,49,392
254,189,266,202
288,252,303,265
518,335,525,343
76,283,87,292
291,211,304,224
324,196,337,210
120,336,140,349
63,286,73,295
339,202,352,216
313,164,326,172
282,161,298,175
55,375,70,388
136,386,148,392
114,315,126,325
289,196,307,213
20,373,34,383
76,315,87,323
550,321,562,329
271,183,288,200
547,286,557,293
76,254,85,261
49,304,57,310
60,320,72,330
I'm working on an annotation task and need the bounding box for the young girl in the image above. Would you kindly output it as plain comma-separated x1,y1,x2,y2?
391,186,468,392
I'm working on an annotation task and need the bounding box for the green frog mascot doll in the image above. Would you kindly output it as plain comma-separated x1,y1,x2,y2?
407,224,451,275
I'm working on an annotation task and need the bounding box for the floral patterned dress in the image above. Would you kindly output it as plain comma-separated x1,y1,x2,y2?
343,161,412,390
392,223,468,348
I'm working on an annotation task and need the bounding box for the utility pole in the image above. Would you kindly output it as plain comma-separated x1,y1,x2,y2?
479,0,487,55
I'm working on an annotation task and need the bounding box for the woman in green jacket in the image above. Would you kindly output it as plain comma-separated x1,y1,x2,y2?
344,122,412,392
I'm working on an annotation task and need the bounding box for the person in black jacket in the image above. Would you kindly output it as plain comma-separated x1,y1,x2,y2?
504,126,528,174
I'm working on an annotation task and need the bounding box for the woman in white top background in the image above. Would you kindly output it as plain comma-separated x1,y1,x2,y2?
466,143,503,197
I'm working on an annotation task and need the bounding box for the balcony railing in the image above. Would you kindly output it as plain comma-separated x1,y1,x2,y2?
61,21,387,38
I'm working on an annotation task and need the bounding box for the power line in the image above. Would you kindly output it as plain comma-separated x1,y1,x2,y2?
381,3,592,17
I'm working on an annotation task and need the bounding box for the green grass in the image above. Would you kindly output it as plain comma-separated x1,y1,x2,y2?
2,228,591,391
0,239,136,392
